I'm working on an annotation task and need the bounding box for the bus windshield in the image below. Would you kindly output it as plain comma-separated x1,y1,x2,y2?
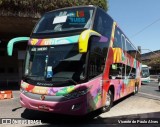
24,44,86,83
142,67,150,78
33,7,95,34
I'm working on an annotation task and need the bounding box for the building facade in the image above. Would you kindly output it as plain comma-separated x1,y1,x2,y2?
0,16,37,86
142,50,160,75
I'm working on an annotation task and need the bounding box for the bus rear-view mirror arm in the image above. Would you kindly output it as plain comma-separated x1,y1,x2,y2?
78,30,101,53
7,37,29,56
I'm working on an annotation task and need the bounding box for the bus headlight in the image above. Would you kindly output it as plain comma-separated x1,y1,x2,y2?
64,89,88,99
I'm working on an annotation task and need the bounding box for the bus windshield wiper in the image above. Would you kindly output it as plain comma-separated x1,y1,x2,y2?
28,75,39,77
53,77,77,85
23,75,43,81
65,78,77,85
23,75,38,78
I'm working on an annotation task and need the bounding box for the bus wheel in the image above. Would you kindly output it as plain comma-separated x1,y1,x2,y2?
134,84,138,94
101,90,113,112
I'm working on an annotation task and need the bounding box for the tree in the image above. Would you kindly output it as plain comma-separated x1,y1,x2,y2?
0,0,108,18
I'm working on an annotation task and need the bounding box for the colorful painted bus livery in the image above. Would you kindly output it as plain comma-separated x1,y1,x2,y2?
7,5,141,115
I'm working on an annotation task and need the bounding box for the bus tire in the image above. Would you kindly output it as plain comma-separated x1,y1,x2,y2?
134,84,138,94
101,90,113,112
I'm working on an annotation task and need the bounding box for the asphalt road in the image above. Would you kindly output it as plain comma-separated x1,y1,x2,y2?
139,82,160,100
0,82,160,127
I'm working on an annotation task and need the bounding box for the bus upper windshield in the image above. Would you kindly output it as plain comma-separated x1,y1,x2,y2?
24,44,86,84
142,67,150,78
33,7,94,34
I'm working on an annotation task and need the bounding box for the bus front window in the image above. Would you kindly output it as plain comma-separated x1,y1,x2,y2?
24,44,86,84
25,47,48,78
142,68,150,78
33,7,94,34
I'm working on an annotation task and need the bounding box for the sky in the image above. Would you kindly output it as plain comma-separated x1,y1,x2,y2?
108,0,160,54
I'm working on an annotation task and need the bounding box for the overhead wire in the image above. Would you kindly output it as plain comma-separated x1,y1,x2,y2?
131,17,160,38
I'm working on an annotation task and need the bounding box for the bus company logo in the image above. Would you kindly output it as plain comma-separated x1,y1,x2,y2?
40,95,45,101
69,11,85,24
36,82,53,86
44,39,53,45
76,11,85,17
68,11,84,17
30,39,38,45
69,17,85,24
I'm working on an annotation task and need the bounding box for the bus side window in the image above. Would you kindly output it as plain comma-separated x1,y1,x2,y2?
88,36,108,79
93,8,113,38
113,27,122,48
127,66,136,79
109,63,124,79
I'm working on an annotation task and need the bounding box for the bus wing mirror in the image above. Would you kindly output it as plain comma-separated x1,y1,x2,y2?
78,30,101,53
7,37,29,56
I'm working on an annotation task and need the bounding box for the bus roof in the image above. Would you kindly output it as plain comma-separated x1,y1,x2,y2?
142,64,148,67
46,5,97,14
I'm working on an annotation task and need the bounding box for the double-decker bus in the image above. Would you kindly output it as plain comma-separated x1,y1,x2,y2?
7,5,141,115
141,64,150,84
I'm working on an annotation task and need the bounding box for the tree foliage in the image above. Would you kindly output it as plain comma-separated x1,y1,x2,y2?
0,0,108,18
142,54,160,67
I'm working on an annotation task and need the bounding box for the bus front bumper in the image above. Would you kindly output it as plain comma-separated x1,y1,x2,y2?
20,93,87,115
141,78,150,83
